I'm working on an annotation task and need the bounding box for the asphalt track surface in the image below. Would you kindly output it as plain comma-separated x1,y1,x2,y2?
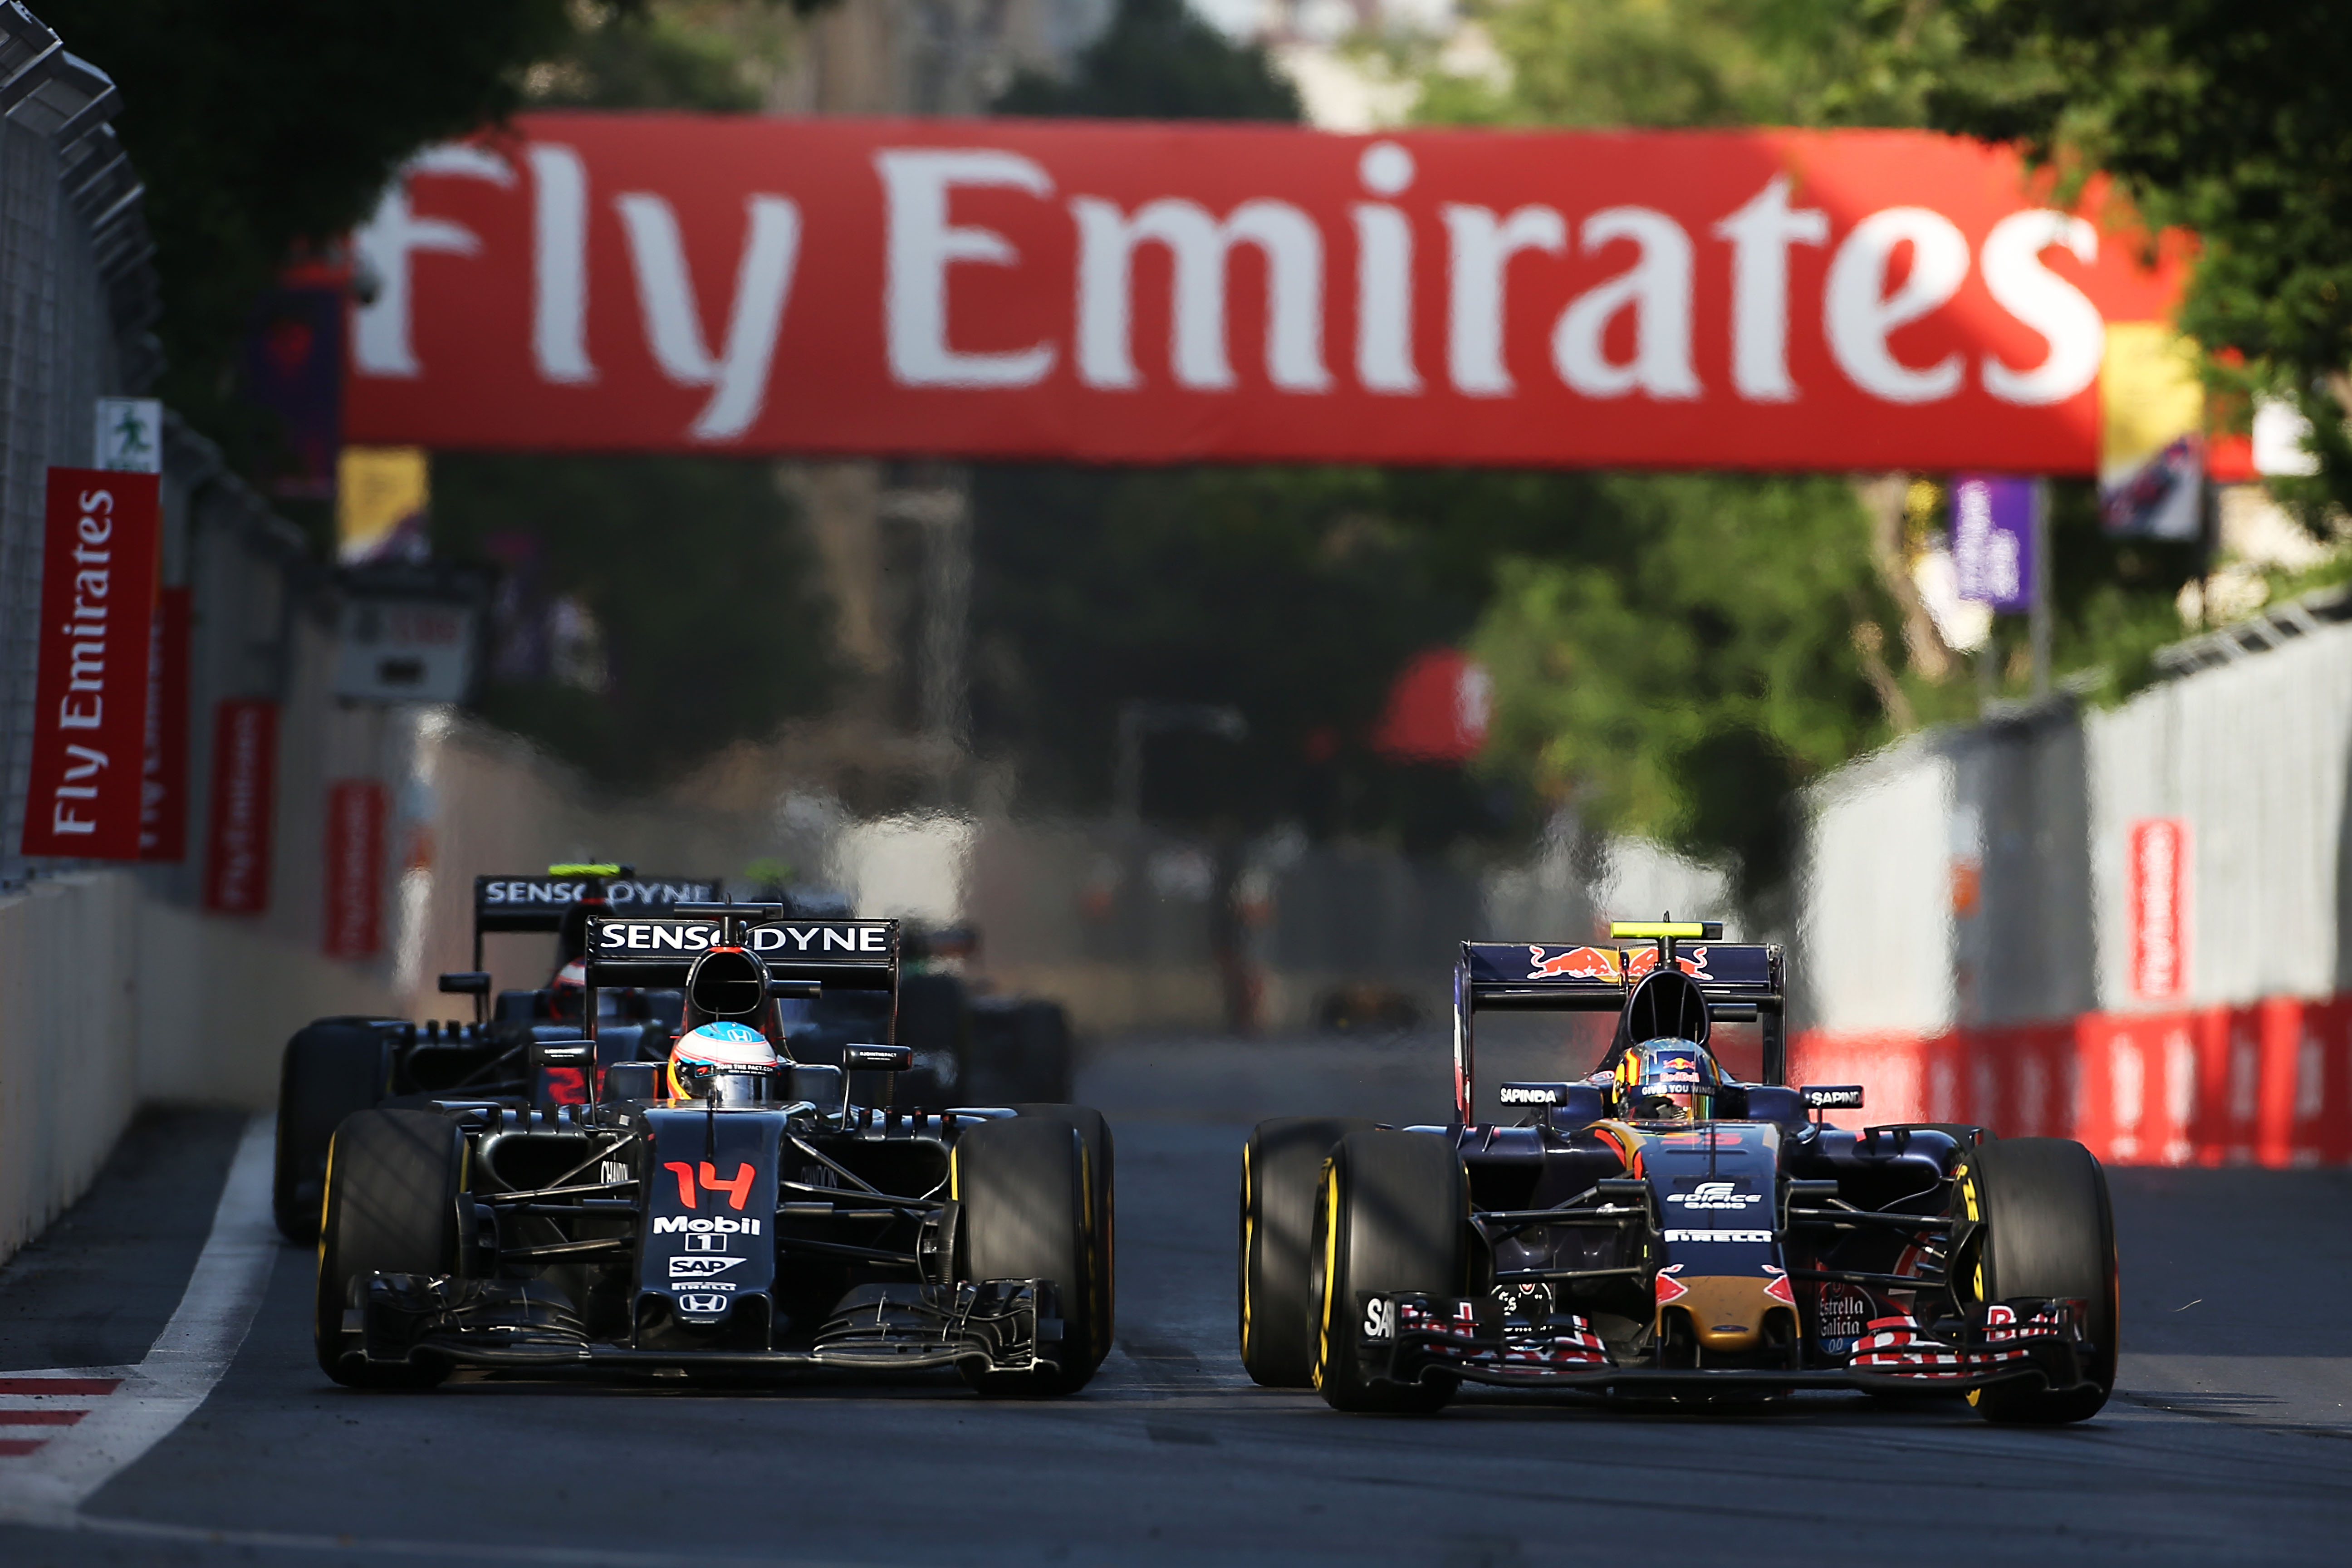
2,1032,2349,1566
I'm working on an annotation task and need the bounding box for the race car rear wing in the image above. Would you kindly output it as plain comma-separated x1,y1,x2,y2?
470,870,723,967
583,909,900,993
1451,923,1788,1124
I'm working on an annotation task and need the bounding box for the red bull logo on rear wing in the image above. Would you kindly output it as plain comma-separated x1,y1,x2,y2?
1463,941,1775,1002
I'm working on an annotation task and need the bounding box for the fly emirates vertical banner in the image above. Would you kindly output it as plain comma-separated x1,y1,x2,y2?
345,118,2181,472
22,469,161,859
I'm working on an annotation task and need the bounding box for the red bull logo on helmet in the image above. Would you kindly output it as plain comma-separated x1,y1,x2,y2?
1526,945,1620,981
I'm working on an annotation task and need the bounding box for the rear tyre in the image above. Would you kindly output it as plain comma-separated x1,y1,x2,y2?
955,1115,1103,1396
1311,1130,1467,1414
315,1109,462,1390
1960,1137,2117,1425
1007,1104,1116,1374
274,1020,395,1244
1239,1116,1375,1387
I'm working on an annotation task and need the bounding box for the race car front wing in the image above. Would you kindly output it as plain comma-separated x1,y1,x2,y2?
344,1273,1062,1377
1354,1292,2098,1397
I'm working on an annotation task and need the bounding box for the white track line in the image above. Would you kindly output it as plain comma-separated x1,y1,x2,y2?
0,1112,278,1527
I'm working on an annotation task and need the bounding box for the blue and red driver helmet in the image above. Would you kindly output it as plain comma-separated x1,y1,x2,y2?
667,1021,779,1100
1613,1040,1721,1122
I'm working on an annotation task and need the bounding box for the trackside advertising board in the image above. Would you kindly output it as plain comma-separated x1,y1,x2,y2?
348,118,2180,473
21,469,161,859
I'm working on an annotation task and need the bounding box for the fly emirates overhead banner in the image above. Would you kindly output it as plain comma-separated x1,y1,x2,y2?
344,115,2183,472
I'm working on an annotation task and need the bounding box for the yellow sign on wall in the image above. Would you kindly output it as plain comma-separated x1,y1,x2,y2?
337,446,430,563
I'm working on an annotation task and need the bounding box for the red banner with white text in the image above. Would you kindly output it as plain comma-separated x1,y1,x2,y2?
20,469,160,860
202,700,278,915
322,779,387,958
139,586,192,863
345,117,2181,473
1793,996,2352,1167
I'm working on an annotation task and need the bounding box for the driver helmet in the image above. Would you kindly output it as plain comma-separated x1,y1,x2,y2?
1615,1040,1720,1122
668,1021,779,1100
548,958,589,1023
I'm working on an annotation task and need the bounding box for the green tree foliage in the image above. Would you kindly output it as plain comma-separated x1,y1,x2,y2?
434,455,834,788
972,465,1609,848
1419,0,1944,128
45,0,579,430
1920,1,2352,520
995,0,1301,120
1473,476,1898,899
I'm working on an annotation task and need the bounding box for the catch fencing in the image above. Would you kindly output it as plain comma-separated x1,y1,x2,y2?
1793,598,2352,1166
0,8,397,1265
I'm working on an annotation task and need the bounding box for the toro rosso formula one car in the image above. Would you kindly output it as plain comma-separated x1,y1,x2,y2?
1238,921,2117,1422
313,903,1114,1393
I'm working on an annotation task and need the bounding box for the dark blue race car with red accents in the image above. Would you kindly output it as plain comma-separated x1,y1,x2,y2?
311,903,1114,1394
1238,921,2117,1422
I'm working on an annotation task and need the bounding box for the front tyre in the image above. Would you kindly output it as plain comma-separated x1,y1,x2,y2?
274,1019,395,1244
314,1109,462,1390
1960,1137,2118,1425
1311,1130,1467,1414
1239,1116,1375,1387
1007,1103,1116,1376
954,1115,1104,1396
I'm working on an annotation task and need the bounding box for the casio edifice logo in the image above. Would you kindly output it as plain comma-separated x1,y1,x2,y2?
1667,1181,1762,1210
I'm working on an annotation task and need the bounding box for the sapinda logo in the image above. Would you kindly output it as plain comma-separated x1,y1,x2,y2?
1498,1083,1567,1106
1362,1297,1396,1341
663,1160,755,1210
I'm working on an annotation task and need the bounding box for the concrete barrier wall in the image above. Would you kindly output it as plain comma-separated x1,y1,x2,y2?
0,871,399,1265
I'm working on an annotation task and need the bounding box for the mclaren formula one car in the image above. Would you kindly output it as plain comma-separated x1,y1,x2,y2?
1238,921,2117,1422
272,867,720,1243
314,904,1113,1393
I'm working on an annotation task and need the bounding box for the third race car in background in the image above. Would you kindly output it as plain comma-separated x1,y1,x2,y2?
1239,921,2118,1421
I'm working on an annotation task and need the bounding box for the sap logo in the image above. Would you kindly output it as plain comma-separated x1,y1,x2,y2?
683,1233,729,1253
668,1256,745,1279
1498,1083,1568,1106
1362,1297,1396,1341
675,1294,728,1314
652,1215,763,1236
1668,1181,1762,1210
1664,1228,1773,1244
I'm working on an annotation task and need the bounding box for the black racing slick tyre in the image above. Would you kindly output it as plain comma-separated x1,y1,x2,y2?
1239,1117,1375,1387
274,1019,395,1244
1311,1130,1468,1414
314,1109,462,1390
1007,1104,1117,1375
954,1115,1106,1396
1959,1137,2118,1425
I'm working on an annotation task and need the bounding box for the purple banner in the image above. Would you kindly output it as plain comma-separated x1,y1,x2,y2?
1950,474,2036,613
